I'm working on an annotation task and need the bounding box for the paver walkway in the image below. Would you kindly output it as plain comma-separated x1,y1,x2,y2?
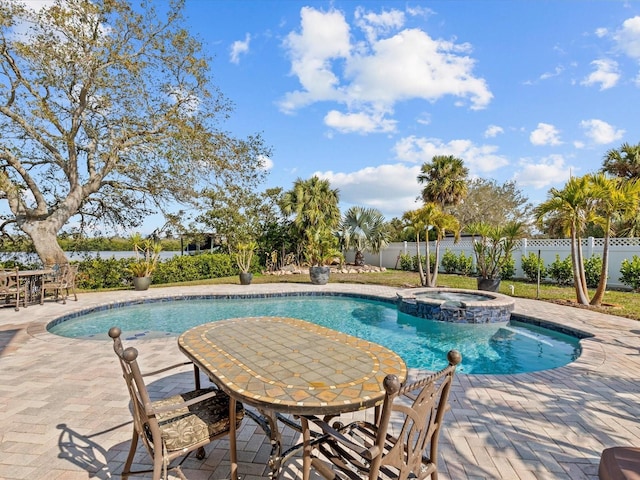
0,283,638,479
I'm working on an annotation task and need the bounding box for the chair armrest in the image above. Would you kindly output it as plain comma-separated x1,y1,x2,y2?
150,388,226,415
302,415,379,460
142,361,193,378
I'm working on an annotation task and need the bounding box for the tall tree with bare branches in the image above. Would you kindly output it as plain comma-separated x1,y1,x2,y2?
0,0,269,265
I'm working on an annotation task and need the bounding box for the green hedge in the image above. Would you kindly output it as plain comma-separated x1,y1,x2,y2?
74,253,238,290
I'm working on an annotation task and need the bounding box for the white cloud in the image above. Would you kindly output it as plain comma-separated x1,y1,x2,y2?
530,123,562,146
354,6,405,44
484,125,504,138
416,113,431,125
392,136,509,174
595,27,608,38
613,16,640,60
279,7,351,112
346,29,492,109
581,59,620,90
230,33,251,64
324,110,396,133
539,65,564,81
279,6,492,132
579,119,625,145
315,163,422,220
513,155,573,189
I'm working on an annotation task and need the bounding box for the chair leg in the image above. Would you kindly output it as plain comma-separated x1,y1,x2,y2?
122,430,138,480
152,450,163,480
301,416,311,480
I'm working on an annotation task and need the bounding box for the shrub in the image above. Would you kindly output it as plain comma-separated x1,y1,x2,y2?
440,249,474,275
548,255,573,285
76,256,130,289
457,251,474,276
500,256,516,280
414,253,436,273
620,255,640,291
521,252,546,283
73,253,237,290
584,255,602,289
153,253,235,284
412,255,421,272
441,249,458,274
399,253,413,271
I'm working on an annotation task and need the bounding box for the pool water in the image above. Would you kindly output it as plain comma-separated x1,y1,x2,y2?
48,295,581,374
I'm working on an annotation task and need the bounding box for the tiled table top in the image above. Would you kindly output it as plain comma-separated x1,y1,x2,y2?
178,316,407,415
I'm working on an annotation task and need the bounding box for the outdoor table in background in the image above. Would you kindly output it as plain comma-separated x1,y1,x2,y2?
178,316,407,480
18,268,54,305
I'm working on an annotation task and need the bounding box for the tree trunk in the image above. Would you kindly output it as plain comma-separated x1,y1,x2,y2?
591,227,610,306
424,236,432,286
570,228,590,305
415,235,426,287
575,235,589,295
355,250,364,266
21,220,68,266
430,241,440,287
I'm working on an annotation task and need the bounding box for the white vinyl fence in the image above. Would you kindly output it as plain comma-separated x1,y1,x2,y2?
354,237,640,289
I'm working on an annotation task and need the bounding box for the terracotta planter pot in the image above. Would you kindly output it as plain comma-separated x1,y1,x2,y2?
132,276,152,291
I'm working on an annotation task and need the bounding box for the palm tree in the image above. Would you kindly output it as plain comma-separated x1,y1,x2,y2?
588,174,640,306
417,155,469,208
535,176,596,305
602,142,640,180
602,143,640,236
402,208,429,286
402,203,459,287
425,205,460,287
339,206,389,266
281,176,341,266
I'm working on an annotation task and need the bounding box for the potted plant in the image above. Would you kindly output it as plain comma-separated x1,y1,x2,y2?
129,233,162,291
466,221,524,292
234,241,256,285
305,229,342,285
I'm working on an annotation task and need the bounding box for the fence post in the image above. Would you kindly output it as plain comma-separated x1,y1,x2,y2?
519,238,528,279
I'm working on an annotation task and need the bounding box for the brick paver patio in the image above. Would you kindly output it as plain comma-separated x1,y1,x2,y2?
0,283,638,479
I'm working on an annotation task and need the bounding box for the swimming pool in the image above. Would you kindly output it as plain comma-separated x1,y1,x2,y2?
47,294,582,374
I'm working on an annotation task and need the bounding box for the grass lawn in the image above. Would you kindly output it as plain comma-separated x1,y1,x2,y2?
166,269,640,322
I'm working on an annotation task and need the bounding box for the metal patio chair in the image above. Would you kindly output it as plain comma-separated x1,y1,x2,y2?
40,263,78,304
109,327,245,480
296,350,461,480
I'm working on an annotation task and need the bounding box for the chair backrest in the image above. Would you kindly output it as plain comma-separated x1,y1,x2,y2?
0,268,20,294
371,350,462,479
62,263,77,287
51,263,77,285
108,326,162,455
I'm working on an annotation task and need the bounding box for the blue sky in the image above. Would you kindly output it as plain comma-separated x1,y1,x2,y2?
163,0,640,231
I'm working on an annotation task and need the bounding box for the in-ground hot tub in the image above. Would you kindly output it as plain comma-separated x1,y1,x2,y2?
396,288,515,324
